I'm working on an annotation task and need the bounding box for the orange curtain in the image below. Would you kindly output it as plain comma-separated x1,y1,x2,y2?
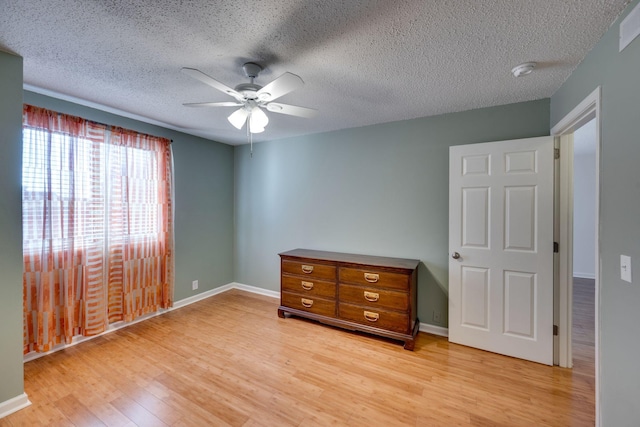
22,105,174,354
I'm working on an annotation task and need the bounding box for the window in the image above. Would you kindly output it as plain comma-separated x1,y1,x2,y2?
22,105,174,354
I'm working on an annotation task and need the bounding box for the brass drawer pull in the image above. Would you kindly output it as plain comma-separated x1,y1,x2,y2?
301,298,314,308
301,265,314,274
301,281,314,290
364,291,379,302
364,311,379,322
364,273,379,283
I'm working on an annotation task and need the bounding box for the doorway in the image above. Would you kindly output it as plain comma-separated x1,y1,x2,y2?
571,119,596,375
551,86,601,422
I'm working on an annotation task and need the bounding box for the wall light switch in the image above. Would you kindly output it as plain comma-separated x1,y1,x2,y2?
620,255,632,283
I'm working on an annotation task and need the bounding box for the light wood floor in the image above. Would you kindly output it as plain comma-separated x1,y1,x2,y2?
1,288,595,426
572,277,595,383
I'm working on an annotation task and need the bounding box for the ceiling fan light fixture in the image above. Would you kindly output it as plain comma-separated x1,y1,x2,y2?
228,108,249,130
511,62,537,77
249,107,269,131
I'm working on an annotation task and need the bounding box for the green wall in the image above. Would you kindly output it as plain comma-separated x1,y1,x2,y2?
0,51,25,405
234,99,550,326
22,91,235,302
551,0,640,424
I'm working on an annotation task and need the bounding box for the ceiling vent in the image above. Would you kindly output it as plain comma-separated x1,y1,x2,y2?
620,2,640,52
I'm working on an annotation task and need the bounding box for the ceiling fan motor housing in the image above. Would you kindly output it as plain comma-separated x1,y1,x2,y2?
234,82,263,100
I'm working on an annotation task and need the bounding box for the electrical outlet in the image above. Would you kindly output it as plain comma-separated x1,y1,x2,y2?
433,311,442,323
192,280,199,290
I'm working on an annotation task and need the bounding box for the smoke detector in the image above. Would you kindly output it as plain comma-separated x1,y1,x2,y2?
511,62,537,77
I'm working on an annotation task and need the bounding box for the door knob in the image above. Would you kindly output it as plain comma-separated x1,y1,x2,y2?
452,252,461,259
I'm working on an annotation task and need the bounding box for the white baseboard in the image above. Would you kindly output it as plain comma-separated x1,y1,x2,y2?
0,393,31,419
172,283,235,309
574,272,596,279
230,282,279,299
419,322,449,337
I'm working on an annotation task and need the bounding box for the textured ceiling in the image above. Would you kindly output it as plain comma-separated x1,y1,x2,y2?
0,0,630,145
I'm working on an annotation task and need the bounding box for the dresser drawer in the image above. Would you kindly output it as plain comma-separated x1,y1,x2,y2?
339,284,408,311
282,259,336,281
282,292,336,317
338,302,410,334
282,275,336,299
339,267,409,291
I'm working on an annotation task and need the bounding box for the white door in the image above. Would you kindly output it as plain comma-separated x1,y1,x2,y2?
448,136,554,365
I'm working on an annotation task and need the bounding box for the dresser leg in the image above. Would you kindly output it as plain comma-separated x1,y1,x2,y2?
403,339,415,351
277,308,286,318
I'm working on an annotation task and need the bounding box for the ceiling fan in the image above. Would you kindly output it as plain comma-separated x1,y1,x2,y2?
181,62,317,134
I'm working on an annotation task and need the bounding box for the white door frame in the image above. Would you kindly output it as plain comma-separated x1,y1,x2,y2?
550,86,601,423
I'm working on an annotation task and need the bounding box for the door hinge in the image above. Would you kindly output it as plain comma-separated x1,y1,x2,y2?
554,148,560,159
553,325,559,336
554,242,559,253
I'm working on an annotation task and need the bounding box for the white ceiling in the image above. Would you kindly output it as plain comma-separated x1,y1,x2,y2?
0,0,630,145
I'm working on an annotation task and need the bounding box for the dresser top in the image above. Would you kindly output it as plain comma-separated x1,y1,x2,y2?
279,249,420,270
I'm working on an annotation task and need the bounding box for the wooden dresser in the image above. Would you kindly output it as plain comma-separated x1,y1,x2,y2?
278,249,420,350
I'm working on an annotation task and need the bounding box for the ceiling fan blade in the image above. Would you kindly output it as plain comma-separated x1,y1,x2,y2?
183,101,243,108
228,108,249,130
257,72,304,102
266,102,317,118
181,67,243,101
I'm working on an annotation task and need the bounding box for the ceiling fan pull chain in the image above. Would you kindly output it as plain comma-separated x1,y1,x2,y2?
246,116,253,158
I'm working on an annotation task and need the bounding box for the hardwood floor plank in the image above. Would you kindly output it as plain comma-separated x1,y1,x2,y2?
54,394,106,427
71,392,134,427
154,371,250,426
4,288,595,426
109,395,168,427
148,380,234,426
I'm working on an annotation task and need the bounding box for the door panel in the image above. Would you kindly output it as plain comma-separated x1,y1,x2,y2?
449,136,554,365
462,187,490,248
504,186,536,251
503,270,536,338
461,267,489,329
